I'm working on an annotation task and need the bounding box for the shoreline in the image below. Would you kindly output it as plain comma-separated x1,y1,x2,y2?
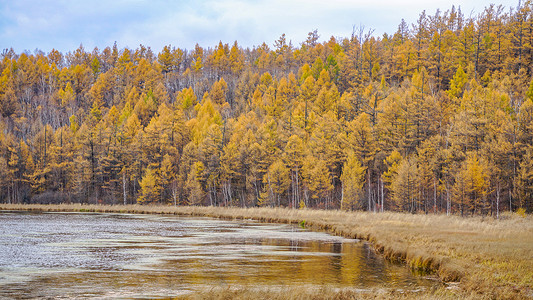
1,203,532,299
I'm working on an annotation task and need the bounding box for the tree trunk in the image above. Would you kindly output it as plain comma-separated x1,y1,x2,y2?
367,171,371,212
496,182,500,219
381,176,384,212
296,169,300,207
341,181,344,210
433,177,437,214
173,184,177,206
123,171,127,205
446,181,450,216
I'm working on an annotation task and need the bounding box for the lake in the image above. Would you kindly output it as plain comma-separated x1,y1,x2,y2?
0,211,436,298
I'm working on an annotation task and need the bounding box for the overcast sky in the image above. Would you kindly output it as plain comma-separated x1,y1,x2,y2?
0,0,520,54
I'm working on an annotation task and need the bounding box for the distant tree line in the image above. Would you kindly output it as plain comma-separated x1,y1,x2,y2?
1,3,533,216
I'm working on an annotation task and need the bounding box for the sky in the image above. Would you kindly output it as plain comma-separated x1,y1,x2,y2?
0,0,521,54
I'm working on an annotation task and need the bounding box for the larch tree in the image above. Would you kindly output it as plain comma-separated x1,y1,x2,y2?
517,148,533,212
138,167,161,205
391,156,419,212
340,151,366,210
261,159,290,207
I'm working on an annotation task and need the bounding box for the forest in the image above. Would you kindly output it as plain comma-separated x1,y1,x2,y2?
1,3,533,216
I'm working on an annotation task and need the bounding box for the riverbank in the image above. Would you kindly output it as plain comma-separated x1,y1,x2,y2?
1,204,532,299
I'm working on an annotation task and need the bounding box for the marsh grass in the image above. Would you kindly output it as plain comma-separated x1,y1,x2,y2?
179,285,468,300
2,203,532,299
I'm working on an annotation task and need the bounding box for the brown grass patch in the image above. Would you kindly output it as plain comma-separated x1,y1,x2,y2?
179,286,466,300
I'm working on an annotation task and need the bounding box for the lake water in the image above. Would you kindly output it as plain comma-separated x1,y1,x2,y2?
0,211,436,298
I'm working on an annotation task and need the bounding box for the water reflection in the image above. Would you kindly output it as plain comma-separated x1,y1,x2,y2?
0,212,434,298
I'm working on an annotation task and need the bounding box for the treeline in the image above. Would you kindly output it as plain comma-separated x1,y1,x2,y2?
1,3,533,215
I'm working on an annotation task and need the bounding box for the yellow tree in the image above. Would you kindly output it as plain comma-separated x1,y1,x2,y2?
284,134,305,208
0,68,18,118
470,154,490,214
229,41,244,75
417,139,438,213
56,82,76,111
29,125,54,196
382,150,402,209
158,45,183,74
261,159,290,207
188,98,222,145
210,77,228,105
347,113,377,166
517,148,533,212
199,123,223,206
220,140,240,206
456,19,476,69
143,114,163,170
391,156,418,212
340,152,366,210
264,85,285,118
134,58,162,92
185,161,206,205
159,154,176,204
518,92,533,147
308,111,345,181
88,70,113,108
453,154,490,215
176,86,197,119
382,150,402,188
298,75,318,131
48,127,75,193
191,43,204,73
5,141,21,203
315,81,340,116
138,167,161,204
301,156,333,208
447,66,468,99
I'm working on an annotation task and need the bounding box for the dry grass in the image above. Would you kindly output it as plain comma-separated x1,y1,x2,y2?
179,286,470,300
1,203,532,299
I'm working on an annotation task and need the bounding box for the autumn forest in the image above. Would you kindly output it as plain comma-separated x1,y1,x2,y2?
1,4,533,216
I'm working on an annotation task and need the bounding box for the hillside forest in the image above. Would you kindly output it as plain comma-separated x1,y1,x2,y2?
1,4,533,216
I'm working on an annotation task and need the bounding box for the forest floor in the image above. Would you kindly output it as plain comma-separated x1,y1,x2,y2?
1,204,532,299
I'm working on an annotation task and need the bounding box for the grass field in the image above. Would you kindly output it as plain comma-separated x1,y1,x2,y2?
1,203,532,299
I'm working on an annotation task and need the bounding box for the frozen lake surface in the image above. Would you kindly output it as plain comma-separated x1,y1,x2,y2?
0,211,435,298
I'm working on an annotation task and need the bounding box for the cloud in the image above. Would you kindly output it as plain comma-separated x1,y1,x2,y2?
0,0,521,54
